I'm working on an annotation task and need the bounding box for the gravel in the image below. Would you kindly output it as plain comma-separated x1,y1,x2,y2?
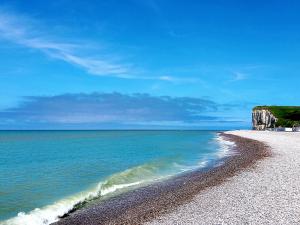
147,131,300,225
54,133,268,225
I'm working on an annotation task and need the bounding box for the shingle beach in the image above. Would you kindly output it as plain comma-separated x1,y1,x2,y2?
54,131,278,225
148,131,300,225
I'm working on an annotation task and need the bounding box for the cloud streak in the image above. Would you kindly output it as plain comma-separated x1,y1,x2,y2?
0,8,190,82
0,92,248,129
232,72,247,81
0,9,134,77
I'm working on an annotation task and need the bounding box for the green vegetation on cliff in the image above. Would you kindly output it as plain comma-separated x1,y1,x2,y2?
253,106,300,127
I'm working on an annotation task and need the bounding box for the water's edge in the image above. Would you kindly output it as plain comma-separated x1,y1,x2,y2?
0,132,236,225
53,133,270,225
59,132,235,219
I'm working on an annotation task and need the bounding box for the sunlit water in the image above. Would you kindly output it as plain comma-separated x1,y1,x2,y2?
0,130,234,225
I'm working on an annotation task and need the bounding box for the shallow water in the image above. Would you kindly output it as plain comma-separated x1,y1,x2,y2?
0,130,231,225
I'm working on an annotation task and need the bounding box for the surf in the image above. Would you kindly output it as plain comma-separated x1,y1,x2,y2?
0,132,235,225
1,159,189,225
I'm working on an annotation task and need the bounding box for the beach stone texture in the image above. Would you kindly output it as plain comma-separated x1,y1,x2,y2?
53,133,269,225
148,131,300,225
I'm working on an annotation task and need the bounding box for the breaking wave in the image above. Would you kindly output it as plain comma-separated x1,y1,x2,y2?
1,133,235,225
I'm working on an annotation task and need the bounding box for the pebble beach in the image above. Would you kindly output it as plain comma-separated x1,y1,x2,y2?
148,130,300,225
53,131,275,225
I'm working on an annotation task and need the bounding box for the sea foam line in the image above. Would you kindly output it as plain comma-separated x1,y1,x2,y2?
1,135,231,225
0,161,176,225
0,180,143,225
214,134,236,159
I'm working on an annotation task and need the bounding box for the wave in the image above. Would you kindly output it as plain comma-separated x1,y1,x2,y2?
0,160,187,225
214,134,236,158
1,134,235,225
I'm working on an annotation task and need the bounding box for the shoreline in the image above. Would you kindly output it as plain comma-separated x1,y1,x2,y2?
149,131,300,224
53,133,270,225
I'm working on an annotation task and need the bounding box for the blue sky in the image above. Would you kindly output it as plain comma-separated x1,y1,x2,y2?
0,0,299,129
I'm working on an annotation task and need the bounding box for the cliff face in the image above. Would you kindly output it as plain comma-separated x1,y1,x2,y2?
252,109,277,130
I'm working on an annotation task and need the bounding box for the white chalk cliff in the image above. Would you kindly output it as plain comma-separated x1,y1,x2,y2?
252,109,277,130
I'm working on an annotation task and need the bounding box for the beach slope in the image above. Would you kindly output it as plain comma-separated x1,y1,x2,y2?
148,130,300,225
53,132,269,225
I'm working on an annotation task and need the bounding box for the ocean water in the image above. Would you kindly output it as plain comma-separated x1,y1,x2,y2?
0,130,234,225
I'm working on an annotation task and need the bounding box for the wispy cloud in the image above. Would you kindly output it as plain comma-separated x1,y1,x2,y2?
0,8,191,82
233,72,247,81
225,71,248,83
0,9,134,77
0,92,247,129
225,64,273,83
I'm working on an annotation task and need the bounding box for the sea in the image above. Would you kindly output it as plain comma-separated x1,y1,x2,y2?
0,130,234,225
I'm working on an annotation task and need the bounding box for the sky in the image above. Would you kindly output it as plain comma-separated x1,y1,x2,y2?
0,0,299,129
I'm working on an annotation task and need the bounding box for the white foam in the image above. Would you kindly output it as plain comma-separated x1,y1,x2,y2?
1,135,232,225
214,134,236,159
198,159,209,168
100,181,142,196
0,181,143,225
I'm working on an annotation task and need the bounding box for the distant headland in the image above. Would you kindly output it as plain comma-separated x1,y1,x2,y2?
252,106,300,131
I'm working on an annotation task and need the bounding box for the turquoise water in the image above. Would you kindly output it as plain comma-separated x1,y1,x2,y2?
0,130,231,225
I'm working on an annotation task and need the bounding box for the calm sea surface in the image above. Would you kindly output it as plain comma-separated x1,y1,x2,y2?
0,130,231,225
